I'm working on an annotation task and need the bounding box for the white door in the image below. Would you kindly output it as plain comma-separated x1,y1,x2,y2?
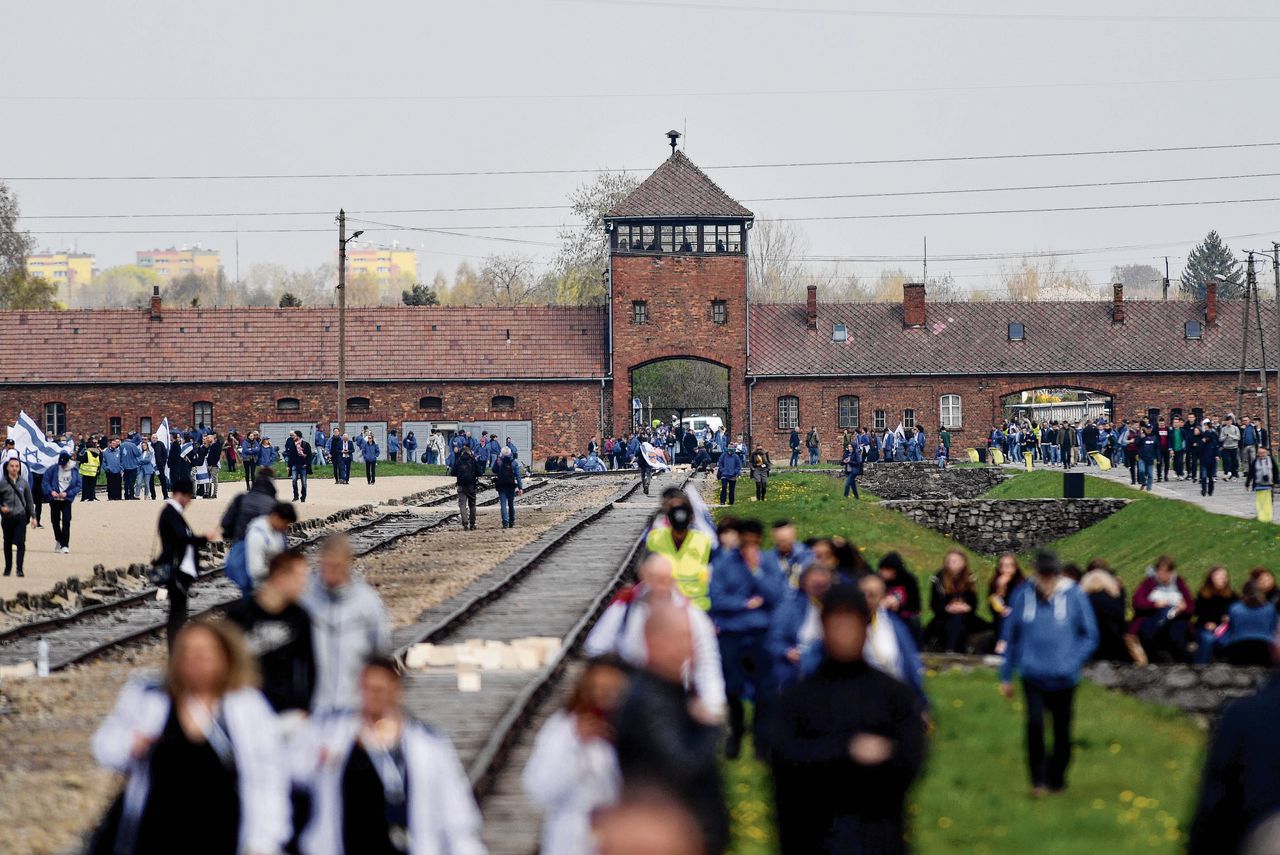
458,420,533,461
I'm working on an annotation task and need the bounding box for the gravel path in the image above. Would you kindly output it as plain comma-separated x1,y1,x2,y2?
0,475,631,855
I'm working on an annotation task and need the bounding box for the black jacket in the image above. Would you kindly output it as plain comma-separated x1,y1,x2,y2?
220,478,278,542
157,501,207,578
284,437,311,468
225,599,315,713
450,451,481,492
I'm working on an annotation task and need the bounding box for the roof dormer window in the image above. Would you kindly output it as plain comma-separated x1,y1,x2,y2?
832,323,848,342
1185,320,1203,340
1008,322,1025,341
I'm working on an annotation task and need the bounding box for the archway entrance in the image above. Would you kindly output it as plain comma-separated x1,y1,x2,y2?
1001,387,1114,424
629,358,730,460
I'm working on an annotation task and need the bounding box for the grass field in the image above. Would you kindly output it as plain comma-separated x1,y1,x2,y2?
723,669,1206,855
985,470,1280,590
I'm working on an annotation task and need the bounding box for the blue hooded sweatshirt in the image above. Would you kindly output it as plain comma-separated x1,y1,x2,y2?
709,548,786,634
999,579,1098,690
716,451,742,479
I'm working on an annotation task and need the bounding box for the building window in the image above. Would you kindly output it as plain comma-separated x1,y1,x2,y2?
491,395,515,411
192,401,212,429
1008,322,1025,341
874,409,886,431
140,417,153,435
940,394,962,429
660,224,697,253
777,395,799,430
346,396,371,412
109,416,122,436
832,323,848,342
632,300,648,324
419,395,443,411
616,224,657,252
903,409,916,430
44,402,66,437
711,300,728,325
838,395,860,430
1185,320,1203,340
276,397,301,412
705,224,742,253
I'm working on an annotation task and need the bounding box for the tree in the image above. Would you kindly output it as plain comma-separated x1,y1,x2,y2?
70,264,158,308
480,254,540,306
749,219,814,302
999,257,1095,302
1110,263,1164,299
0,181,33,281
0,270,57,310
1180,231,1244,299
401,282,440,306
548,171,640,305
278,291,302,307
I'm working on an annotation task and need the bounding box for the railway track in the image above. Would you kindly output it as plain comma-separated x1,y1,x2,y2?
0,475,596,671
394,468,693,855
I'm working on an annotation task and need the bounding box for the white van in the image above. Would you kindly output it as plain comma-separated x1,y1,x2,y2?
680,415,724,439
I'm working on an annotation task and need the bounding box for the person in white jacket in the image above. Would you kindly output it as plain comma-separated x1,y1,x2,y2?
584,553,725,721
91,619,289,855
522,656,629,854
245,502,296,588
302,533,391,712
291,656,485,855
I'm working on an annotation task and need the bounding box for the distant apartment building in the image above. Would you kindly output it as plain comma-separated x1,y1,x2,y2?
345,245,418,284
136,247,221,281
25,251,96,287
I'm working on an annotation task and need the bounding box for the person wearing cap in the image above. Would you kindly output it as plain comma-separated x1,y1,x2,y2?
41,452,82,554
999,551,1098,797
772,585,926,854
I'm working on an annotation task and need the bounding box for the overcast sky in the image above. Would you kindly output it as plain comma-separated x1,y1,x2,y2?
4,0,1280,295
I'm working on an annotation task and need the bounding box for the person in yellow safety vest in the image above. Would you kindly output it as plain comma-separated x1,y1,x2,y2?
646,496,713,611
77,444,101,502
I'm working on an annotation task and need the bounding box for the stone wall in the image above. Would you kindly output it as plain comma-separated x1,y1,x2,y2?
881,497,1128,553
855,462,1007,500
1084,660,1270,716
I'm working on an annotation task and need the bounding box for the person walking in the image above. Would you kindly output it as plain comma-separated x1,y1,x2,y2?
772,585,926,855
357,430,379,484
205,432,224,498
716,442,741,505
841,441,863,499
102,437,124,500
449,445,481,531
0,456,36,576
1219,414,1241,480
1136,424,1159,492
42,451,81,554
1198,421,1221,496
284,430,312,502
240,431,261,488
90,619,289,855
328,427,343,484
136,439,156,499
804,426,820,465
765,563,834,690
245,502,296,591
749,445,771,501
78,440,100,501
302,534,391,713
225,548,315,715
120,434,142,500
999,551,1099,797
156,478,215,650
494,446,524,529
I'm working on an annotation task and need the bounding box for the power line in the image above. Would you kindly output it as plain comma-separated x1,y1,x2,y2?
770,195,1280,224
545,0,1280,23
7,141,1280,182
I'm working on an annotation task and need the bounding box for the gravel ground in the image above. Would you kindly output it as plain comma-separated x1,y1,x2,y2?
0,474,632,855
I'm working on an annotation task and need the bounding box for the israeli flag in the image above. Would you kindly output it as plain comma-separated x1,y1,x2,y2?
153,417,171,479
7,411,63,474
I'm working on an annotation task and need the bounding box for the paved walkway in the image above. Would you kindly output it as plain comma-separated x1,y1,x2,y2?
1006,457,1275,523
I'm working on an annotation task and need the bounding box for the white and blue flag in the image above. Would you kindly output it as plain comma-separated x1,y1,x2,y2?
6,411,63,474
153,417,172,479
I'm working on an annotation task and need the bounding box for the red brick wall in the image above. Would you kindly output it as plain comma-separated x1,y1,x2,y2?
0,381,604,462
610,252,748,437
749,372,1280,459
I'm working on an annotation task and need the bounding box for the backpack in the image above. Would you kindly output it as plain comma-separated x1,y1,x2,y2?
495,457,517,488
224,540,252,597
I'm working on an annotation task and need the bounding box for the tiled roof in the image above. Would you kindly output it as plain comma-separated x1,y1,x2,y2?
606,151,754,220
748,299,1278,376
0,306,608,384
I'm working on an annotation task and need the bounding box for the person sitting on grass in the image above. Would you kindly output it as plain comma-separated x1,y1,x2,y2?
999,551,1098,798
877,552,922,646
925,549,986,653
1079,559,1128,662
1193,565,1238,664
1218,580,1279,666
1128,555,1195,664
988,553,1026,654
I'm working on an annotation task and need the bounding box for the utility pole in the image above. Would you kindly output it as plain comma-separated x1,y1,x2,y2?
923,236,928,283
337,209,347,436
1162,256,1170,301
1273,243,1280,451
1237,256,1255,418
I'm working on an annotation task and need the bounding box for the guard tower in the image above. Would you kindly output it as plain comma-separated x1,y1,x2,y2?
605,133,754,436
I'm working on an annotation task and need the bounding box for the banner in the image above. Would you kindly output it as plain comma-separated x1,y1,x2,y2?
6,410,64,474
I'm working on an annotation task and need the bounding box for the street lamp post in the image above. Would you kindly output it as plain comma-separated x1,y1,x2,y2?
336,209,363,436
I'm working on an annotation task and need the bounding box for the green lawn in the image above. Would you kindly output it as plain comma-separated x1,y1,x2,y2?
714,472,985,589
214,461,449,482
985,471,1280,590
724,669,1205,855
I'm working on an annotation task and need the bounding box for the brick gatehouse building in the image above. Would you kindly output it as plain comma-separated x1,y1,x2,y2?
1,147,1276,461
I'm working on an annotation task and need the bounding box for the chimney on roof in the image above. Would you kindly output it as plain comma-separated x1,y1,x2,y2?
149,285,162,321
903,282,926,328
1111,283,1125,324
1205,280,1217,326
667,129,681,156
806,285,818,329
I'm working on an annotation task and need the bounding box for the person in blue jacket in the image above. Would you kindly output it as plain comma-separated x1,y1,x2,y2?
716,444,742,505
42,452,82,553
710,518,786,759
256,437,279,470
402,431,418,464
505,436,519,461
119,436,142,500
240,431,262,488
999,551,1098,796
101,437,124,501
386,430,400,463
859,573,928,709
486,435,502,472
357,430,380,484
766,563,834,690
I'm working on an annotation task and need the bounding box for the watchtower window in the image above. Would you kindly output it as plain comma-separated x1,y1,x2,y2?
660,224,698,253
705,224,742,253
